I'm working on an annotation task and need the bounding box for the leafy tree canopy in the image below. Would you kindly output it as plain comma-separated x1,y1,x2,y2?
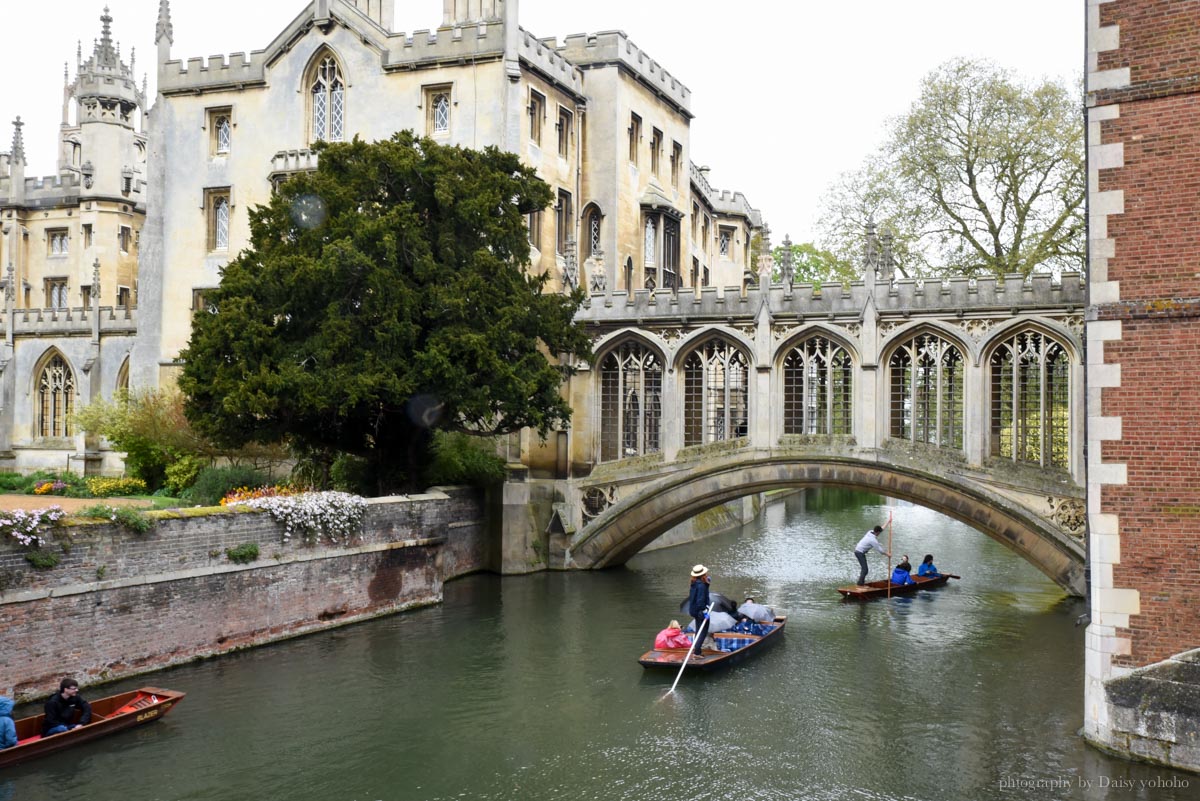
771,240,857,285
817,59,1084,278
180,132,591,492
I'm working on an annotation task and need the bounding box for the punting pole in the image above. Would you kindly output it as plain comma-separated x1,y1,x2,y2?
668,602,714,694
886,510,894,600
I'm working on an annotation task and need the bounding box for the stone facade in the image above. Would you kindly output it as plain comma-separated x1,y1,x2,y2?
0,9,146,474
0,487,486,700
1084,0,1200,772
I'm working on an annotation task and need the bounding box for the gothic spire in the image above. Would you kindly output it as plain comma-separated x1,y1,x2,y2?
97,6,117,67
10,118,25,166
155,0,174,46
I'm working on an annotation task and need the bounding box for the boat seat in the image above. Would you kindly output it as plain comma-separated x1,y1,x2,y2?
17,735,42,745
114,695,155,716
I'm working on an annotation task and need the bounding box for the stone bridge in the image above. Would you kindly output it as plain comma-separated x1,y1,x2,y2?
533,269,1089,595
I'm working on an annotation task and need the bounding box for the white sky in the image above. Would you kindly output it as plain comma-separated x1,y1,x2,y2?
2,0,1084,243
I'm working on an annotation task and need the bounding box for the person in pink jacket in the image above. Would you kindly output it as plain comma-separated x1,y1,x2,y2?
654,620,693,649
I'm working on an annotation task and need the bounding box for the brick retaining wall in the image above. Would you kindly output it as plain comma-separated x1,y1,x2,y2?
0,487,486,701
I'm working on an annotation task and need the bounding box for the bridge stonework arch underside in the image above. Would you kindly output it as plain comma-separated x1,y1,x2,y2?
563,451,1086,595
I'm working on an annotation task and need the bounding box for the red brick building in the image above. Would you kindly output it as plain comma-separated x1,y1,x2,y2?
1085,0,1200,768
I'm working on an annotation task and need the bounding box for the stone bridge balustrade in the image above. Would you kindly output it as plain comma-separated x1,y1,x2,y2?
530,272,1088,591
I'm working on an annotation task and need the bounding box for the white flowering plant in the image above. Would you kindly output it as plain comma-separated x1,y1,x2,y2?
1,506,66,548
227,491,366,545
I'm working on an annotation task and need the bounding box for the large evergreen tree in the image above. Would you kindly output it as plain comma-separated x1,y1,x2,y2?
180,132,590,492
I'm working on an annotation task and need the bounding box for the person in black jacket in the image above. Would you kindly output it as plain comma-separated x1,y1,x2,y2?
687,564,712,658
43,678,91,737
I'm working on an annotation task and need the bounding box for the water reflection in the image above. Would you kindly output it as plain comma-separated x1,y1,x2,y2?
7,489,1194,801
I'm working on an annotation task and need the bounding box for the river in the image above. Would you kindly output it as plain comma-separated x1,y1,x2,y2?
8,490,1195,800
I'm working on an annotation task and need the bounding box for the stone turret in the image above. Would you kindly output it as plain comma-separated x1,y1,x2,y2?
348,0,395,30
155,0,173,70
443,0,504,26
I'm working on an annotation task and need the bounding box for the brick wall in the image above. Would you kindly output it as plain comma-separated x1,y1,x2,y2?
1085,0,1200,770
0,487,486,700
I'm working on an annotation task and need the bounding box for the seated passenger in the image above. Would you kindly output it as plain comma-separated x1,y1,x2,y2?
42,678,91,737
890,558,916,586
917,554,941,577
0,696,16,750
686,611,738,635
737,596,775,623
655,620,693,649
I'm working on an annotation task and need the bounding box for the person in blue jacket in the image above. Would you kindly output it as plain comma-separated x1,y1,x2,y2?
0,696,17,750
687,564,712,656
890,557,916,586
917,554,940,577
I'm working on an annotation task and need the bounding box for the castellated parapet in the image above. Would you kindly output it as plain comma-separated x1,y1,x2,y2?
577,273,1086,324
0,173,82,206
518,30,584,97
557,31,692,116
160,22,510,95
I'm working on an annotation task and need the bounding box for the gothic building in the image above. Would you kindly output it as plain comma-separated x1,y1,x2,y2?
0,0,761,477
0,9,147,473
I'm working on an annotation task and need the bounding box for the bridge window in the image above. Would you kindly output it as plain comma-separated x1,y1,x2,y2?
599,342,662,462
683,338,749,446
888,332,964,449
989,331,1069,469
783,337,853,436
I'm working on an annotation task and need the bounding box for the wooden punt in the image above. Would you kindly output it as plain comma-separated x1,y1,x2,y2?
837,573,959,600
638,616,787,672
1,687,185,769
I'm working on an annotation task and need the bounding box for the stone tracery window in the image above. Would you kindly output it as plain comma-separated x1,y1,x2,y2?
310,55,345,143
37,354,74,438
216,115,232,154
989,330,1070,468
583,205,602,261
683,338,749,446
599,341,663,462
888,331,964,449
783,336,853,436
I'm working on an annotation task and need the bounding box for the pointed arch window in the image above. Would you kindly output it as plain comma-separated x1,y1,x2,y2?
599,342,662,462
683,338,749,446
216,115,232,154
989,330,1070,468
888,332,964,449
38,355,75,438
583,206,602,261
783,336,853,436
310,55,345,143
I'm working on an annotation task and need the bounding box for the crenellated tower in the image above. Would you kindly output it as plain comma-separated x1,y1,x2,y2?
442,0,504,26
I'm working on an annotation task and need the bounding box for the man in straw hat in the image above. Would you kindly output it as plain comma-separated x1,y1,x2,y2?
687,564,712,657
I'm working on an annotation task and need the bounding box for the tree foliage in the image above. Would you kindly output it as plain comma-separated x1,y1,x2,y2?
179,132,591,492
771,240,857,285
818,59,1084,278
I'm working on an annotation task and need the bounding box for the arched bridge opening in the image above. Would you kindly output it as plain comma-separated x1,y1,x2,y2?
566,456,1086,595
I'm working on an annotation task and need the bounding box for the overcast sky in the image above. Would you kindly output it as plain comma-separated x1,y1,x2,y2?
2,0,1083,243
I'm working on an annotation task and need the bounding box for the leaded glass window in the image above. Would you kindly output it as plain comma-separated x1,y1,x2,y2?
719,229,730,256
783,336,853,436
310,56,344,143
214,196,230,250
683,338,749,446
433,93,450,133
584,208,601,260
989,330,1070,468
644,217,657,267
599,342,663,462
216,116,231,153
888,332,964,449
38,355,74,438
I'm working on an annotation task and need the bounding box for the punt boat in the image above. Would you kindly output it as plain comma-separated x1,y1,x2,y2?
638,616,787,672
1,687,185,769
837,573,959,600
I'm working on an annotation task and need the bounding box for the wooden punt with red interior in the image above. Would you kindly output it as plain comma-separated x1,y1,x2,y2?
1,687,185,769
638,616,787,672
836,573,959,600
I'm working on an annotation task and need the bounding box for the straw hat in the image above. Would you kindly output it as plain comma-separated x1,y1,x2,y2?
690,564,709,578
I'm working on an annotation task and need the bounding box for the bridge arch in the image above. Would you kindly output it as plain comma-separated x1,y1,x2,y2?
772,323,861,367
980,316,1083,364
669,325,754,371
567,453,1085,595
880,320,974,364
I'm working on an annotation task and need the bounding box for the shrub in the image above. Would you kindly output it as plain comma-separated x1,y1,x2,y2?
75,504,155,534
185,466,269,506
164,455,207,495
227,491,366,544
424,431,507,488
85,477,149,498
27,472,90,498
225,542,260,564
0,473,34,493
24,548,61,570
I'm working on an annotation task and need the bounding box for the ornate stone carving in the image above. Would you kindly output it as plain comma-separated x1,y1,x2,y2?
1048,496,1086,538
1062,314,1084,338
961,318,996,341
737,324,757,339
772,324,797,342
658,328,683,345
581,485,618,524
879,321,902,338
837,322,861,340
